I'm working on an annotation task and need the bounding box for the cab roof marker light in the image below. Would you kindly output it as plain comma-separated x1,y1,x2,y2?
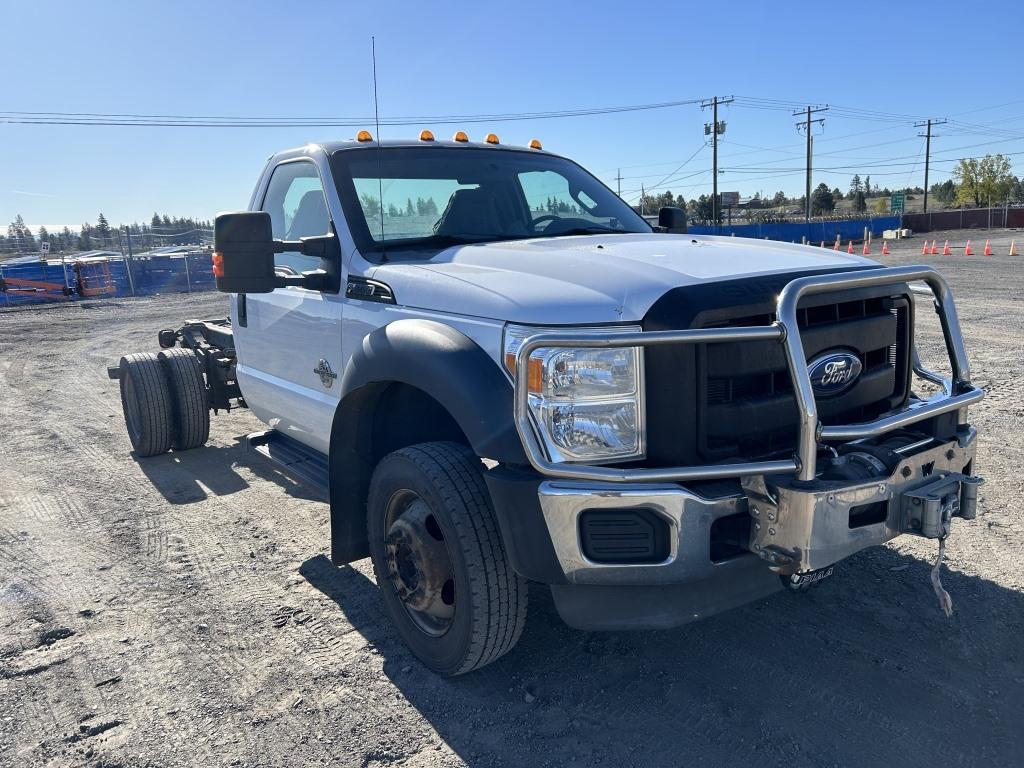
528,138,543,149
419,129,435,141
484,133,500,144
356,129,373,142
453,131,469,142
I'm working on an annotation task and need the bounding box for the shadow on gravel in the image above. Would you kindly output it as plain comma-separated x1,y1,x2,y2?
135,436,323,504
136,445,250,503
302,547,1023,767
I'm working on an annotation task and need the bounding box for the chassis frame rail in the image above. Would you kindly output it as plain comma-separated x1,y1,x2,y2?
514,265,984,483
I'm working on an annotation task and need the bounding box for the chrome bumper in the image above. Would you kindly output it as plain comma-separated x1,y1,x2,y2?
514,265,984,484
538,430,978,584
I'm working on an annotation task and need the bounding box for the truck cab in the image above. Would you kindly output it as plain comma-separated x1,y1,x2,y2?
113,132,984,675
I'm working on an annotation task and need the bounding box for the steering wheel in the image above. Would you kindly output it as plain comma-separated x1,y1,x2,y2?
531,214,559,232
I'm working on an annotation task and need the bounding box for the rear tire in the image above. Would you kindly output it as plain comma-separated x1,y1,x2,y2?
118,352,173,457
158,348,210,450
367,442,527,676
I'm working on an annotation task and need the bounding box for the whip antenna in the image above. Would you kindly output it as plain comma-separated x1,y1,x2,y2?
371,37,386,256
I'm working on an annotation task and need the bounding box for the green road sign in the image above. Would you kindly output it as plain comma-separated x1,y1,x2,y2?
890,192,906,214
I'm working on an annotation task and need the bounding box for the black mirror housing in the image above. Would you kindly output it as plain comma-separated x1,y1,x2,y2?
658,206,687,233
213,212,278,293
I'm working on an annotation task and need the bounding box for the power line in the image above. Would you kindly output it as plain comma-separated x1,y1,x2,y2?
0,97,707,128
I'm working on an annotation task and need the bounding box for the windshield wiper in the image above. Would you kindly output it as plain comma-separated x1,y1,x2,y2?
546,226,631,237
379,233,497,251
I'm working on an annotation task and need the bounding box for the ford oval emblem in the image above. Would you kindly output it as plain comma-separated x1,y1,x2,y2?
807,351,862,396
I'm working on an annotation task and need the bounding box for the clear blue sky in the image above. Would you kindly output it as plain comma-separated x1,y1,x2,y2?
3,0,1022,232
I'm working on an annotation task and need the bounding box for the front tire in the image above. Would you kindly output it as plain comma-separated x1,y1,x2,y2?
367,442,527,676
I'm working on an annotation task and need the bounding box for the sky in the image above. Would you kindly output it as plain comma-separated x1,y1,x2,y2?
2,0,1023,232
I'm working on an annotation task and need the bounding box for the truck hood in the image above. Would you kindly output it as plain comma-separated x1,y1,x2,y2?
370,233,877,324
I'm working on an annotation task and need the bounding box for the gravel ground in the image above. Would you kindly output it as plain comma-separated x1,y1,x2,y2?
1,229,1022,767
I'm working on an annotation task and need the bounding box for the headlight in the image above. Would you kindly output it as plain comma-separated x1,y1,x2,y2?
503,324,645,463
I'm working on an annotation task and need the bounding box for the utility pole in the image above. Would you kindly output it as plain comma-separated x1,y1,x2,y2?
794,105,828,220
615,168,623,198
915,118,946,213
701,96,733,228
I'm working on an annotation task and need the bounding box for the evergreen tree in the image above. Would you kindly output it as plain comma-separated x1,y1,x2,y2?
810,183,835,215
405,198,415,216
849,175,862,196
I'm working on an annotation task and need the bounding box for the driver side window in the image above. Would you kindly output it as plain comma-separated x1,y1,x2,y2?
261,161,331,274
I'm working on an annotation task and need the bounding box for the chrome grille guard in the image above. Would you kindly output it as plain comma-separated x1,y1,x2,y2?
513,265,984,483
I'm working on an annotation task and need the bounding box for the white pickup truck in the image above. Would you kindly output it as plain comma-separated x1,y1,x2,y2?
111,132,984,675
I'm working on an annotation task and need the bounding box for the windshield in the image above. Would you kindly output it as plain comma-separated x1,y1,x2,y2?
330,146,651,254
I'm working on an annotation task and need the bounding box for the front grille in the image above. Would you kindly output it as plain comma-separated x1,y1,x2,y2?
698,293,911,459
642,275,913,466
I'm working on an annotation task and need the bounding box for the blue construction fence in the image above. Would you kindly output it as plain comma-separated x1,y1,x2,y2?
689,216,901,243
0,252,216,307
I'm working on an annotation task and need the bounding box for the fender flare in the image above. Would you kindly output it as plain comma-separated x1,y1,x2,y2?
327,319,528,564
338,319,526,463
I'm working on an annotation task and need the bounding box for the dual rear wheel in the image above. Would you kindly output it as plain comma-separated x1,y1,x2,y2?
118,349,209,456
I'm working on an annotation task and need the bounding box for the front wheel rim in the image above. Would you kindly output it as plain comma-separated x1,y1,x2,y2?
383,490,456,637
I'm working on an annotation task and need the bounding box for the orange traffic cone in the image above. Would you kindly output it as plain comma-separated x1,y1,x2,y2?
833,239,840,251
862,241,871,255
965,240,973,255
984,239,992,256
921,240,929,255
942,240,951,256
930,241,938,255
882,240,890,255
1011,240,1019,256
847,241,854,254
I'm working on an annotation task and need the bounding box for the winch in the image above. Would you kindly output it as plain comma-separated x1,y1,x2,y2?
741,428,981,576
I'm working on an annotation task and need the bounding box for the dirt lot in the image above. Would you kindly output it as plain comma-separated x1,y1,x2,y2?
1,230,1022,768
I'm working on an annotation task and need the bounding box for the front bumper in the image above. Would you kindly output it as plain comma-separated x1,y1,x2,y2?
536,427,978,587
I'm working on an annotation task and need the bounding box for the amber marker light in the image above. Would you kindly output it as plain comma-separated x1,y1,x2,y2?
356,130,373,142
528,138,543,149
419,129,435,141
211,252,224,278
453,131,469,142
484,133,500,144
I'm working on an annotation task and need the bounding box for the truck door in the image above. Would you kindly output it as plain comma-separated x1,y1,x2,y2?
233,158,343,454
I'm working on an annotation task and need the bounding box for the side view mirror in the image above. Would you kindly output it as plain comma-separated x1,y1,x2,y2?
658,206,688,233
213,211,340,294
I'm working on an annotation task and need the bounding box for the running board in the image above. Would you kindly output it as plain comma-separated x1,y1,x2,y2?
246,430,329,501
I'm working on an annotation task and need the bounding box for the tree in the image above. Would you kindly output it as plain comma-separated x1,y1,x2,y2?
930,179,956,204
360,193,382,219
852,190,867,213
953,154,1015,207
832,187,844,201
405,198,415,216
864,176,872,196
810,183,835,215
873,197,888,214
6,214,33,251
849,175,862,196
387,203,400,217
771,190,787,207
80,222,93,250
